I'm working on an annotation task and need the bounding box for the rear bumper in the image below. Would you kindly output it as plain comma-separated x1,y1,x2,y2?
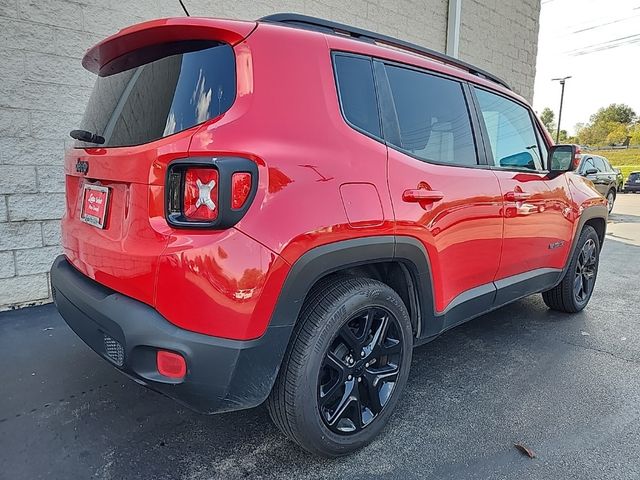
50,255,293,414
623,184,640,192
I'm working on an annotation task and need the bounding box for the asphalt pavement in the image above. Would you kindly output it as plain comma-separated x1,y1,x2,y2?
1,195,639,480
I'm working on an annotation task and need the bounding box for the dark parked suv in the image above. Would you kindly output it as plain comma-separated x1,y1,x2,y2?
576,154,618,212
50,14,608,456
624,171,640,193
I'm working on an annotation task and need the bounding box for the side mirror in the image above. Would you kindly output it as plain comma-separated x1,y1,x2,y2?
584,168,598,176
549,144,580,173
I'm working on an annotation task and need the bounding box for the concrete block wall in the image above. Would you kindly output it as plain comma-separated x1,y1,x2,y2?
0,0,540,309
459,0,540,102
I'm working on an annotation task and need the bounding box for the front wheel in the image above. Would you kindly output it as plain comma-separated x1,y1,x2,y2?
542,225,600,313
267,276,413,457
606,189,616,214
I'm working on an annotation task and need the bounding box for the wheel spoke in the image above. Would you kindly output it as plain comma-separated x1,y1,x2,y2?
338,324,361,352
371,363,399,383
362,371,383,415
325,378,357,426
325,351,348,376
573,273,583,299
364,314,389,357
380,338,402,356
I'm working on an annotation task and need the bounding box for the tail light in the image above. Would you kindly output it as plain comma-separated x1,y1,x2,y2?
572,145,582,169
231,172,252,210
166,157,258,228
184,168,219,221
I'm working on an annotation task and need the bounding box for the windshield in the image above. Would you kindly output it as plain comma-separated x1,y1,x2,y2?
76,41,235,148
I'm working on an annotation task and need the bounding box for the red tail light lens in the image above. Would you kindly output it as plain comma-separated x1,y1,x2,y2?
573,145,582,169
231,172,252,210
183,168,219,221
156,350,187,379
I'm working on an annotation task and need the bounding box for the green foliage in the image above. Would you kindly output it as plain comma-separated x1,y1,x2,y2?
630,124,640,145
590,104,637,125
540,107,556,135
574,103,637,147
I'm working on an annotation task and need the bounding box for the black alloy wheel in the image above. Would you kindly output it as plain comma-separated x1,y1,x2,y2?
267,276,413,457
574,238,597,304
318,307,403,434
542,225,600,313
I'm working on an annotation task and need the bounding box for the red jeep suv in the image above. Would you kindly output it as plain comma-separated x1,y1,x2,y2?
51,14,608,456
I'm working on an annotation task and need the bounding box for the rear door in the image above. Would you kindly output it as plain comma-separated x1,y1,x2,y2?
581,156,605,195
378,61,503,333
593,156,616,195
471,86,573,285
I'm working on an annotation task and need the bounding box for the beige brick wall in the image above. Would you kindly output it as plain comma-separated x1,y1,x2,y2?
0,0,539,309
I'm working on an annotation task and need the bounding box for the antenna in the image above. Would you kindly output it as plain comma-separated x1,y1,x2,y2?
178,0,190,16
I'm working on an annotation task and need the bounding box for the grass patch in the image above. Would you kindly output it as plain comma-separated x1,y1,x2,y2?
618,165,640,181
589,150,640,181
591,149,640,166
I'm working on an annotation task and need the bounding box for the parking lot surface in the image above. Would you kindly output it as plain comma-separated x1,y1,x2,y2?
1,195,639,480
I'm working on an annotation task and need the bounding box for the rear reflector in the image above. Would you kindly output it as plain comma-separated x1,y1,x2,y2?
184,168,219,221
156,350,187,379
231,172,252,209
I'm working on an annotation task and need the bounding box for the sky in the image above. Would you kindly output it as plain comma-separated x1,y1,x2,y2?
533,0,640,134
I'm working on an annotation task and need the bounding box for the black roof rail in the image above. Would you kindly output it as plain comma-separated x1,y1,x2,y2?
259,13,511,91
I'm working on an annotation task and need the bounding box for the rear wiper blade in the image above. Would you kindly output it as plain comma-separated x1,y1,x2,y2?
70,129,105,145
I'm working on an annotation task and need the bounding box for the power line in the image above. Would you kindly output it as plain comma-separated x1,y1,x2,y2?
573,14,640,33
568,33,640,55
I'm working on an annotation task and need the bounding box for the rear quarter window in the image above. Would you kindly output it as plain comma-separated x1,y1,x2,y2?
77,41,236,148
333,54,381,138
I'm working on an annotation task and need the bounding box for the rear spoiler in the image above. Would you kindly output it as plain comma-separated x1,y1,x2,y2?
82,17,257,75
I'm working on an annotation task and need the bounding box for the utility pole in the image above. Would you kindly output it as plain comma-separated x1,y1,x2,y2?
552,76,571,143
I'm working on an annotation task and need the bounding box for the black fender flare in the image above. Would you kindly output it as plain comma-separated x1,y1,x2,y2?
268,236,434,333
554,204,608,286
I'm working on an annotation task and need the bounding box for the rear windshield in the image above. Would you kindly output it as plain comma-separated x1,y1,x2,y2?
76,41,235,148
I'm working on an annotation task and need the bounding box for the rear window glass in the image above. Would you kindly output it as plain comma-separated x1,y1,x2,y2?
333,55,381,138
77,41,235,148
384,64,477,166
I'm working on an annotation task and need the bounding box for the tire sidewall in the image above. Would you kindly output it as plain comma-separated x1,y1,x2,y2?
293,281,413,456
566,227,600,310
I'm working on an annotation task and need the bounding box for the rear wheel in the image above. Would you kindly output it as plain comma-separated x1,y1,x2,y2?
606,189,616,213
542,225,600,313
267,276,413,457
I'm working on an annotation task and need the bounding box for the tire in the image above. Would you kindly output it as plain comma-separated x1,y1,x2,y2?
606,189,616,214
542,225,600,313
267,275,413,457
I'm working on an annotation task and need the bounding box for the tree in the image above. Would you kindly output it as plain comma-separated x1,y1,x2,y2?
589,103,637,125
557,129,569,143
630,124,640,146
605,124,629,145
540,107,556,135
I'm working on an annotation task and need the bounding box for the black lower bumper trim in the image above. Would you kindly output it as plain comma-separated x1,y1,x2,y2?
50,255,293,414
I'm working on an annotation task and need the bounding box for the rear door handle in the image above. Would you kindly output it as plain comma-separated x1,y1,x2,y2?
402,189,444,203
504,191,531,202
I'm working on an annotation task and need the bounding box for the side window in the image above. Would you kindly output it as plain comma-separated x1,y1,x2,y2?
333,55,381,138
593,157,608,172
582,157,596,173
474,88,543,171
383,64,478,166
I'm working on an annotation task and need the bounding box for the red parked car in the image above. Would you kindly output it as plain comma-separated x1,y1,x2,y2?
51,14,608,456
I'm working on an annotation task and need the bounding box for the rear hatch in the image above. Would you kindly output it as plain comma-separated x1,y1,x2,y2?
627,172,640,184
62,18,254,305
